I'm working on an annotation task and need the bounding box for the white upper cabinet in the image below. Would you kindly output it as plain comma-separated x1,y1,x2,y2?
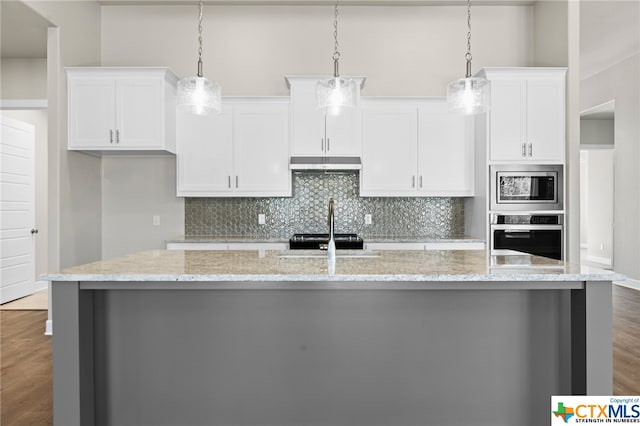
232,102,291,196
67,67,177,154
360,103,418,196
176,98,291,197
360,99,474,197
481,68,566,163
285,76,364,157
177,108,234,195
418,102,474,196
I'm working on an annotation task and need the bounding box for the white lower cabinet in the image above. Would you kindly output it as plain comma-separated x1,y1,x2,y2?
360,99,474,197
177,98,291,197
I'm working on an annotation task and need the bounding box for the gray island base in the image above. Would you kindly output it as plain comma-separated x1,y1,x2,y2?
45,249,621,426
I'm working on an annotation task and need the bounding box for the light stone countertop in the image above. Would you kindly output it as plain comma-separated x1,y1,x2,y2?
167,236,289,244
43,249,623,285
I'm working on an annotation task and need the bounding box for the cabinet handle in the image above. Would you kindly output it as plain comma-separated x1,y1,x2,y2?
327,138,330,152
110,129,114,144
420,176,423,189
235,176,239,188
116,129,120,144
528,143,533,157
522,143,526,157
228,176,231,188
412,176,416,188
321,138,324,152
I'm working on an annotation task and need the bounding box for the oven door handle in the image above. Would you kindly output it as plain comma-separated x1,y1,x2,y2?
491,224,563,231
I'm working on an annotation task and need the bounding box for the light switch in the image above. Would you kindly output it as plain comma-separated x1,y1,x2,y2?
258,214,266,225
364,214,372,225
153,215,160,226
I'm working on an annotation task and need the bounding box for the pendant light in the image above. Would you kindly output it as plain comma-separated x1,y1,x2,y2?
317,0,359,116
446,0,490,115
177,0,221,116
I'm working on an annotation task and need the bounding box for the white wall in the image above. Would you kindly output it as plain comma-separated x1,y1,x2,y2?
581,119,614,146
533,0,568,67
0,58,47,99
0,109,48,280
24,0,103,269
101,4,534,96
101,156,184,259
583,149,614,266
581,53,640,280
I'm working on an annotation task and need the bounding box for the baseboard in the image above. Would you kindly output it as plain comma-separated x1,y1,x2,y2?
586,254,612,268
615,278,640,291
45,320,52,336
34,280,48,292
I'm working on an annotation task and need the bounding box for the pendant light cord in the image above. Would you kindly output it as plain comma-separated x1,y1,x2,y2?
465,0,473,78
197,0,204,78
332,0,341,77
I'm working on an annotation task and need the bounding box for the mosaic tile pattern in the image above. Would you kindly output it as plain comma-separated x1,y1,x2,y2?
185,172,465,238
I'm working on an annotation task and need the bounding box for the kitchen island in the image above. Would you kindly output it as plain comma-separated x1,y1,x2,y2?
45,249,620,426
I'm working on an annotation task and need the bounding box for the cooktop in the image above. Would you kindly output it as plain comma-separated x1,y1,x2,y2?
289,233,364,250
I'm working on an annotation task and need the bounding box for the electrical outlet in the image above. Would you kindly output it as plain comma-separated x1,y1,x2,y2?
258,213,266,225
153,215,160,226
364,214,372,225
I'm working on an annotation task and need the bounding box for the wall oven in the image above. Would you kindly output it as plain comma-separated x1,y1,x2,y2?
490,165,563,211
490,213,564,260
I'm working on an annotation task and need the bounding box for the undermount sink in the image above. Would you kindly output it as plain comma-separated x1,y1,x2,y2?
278,250,380,259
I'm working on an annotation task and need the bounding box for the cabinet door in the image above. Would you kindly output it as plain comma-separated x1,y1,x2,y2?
418,106,474,196
176,109,233,196
290,82,325,156
360,106,418,196
526,78,565,162
68,78,115,148
489,79,526,161
324,108,361,156
116,79,163,148
233,103,291,196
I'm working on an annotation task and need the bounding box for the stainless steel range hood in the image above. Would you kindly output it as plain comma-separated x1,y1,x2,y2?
289,156,362,171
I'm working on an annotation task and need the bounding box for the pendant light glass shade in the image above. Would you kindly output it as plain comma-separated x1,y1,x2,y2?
176,0,221,116
447,76,490,115
446,0,490,115
317,0,359,115
317,76,359,116
177,76,221,116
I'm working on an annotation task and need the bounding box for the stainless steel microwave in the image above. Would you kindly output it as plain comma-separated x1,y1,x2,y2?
490,165,563,211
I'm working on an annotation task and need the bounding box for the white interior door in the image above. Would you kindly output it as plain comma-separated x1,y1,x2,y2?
1,116,36,304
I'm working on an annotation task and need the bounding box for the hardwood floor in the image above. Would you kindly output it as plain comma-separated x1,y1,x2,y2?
0,285,638,425
0,310,52,426
613,284,640,395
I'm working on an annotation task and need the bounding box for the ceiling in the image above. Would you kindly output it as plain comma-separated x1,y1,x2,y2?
0,0,51,58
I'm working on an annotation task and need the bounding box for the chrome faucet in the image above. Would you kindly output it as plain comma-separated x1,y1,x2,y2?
327,197,336,260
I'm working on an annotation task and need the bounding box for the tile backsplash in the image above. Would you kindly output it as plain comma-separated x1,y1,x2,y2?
185,172,464,238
